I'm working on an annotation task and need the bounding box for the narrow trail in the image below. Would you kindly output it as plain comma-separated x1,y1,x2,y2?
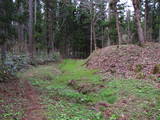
22,80,47,120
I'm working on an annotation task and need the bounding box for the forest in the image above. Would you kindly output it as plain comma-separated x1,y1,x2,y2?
0,0,160,120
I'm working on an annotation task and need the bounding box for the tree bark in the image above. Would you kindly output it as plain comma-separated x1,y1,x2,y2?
115,9,122,45
93,24,97,50
17,2,25,53
0,43,6,65
144,0,149,41
45,0,54,55
102,27,104,48
34,0,37,24
90,22,93,54
107,6,111,46
107,28,111,46
127,10,131,43
18,24,24,52
28,0,34,59
90,0,94,54
109,0,122,46
132,0,145,44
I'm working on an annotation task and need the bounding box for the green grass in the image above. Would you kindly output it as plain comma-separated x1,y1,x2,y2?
18,60,105,120
57,59,101,84
18,59,160,120
42,96,103,120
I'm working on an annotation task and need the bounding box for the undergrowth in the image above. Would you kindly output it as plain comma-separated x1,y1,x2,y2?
18,59,160,120
0,97,24,120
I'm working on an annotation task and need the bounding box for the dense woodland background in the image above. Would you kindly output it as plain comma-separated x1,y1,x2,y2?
0,0,160,61
1,1,160,119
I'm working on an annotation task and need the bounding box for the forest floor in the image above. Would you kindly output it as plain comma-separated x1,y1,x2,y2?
86,42,160,80
0,59,160,120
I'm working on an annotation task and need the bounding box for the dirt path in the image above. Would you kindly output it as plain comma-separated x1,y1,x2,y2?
22,80,47,120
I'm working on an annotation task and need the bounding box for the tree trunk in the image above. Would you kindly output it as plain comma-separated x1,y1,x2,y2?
21,24,25,51
45,4,49,55
28,0,34,59
127,10,131,43
132,0,145,44
45,1,54,55
102,27,104,48
90,22,93,54
0,43,6,65
17,3,25,53
115,9,122,45
152,1,156,42
90,0,94,54
107,6,111,46
18,24,24,53
107,28,111,46
144,0,149,41
34,0,37,24
109,0,122,46
93,24,97,50
148,11,153,42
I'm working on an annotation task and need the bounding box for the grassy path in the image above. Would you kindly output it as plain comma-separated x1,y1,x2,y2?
19,60,104,120
17,59,160,120
22,80,47,120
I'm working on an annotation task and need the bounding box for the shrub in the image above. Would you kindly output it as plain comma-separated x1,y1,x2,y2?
0,66,16,82
0,54,30,82
134,64,143,73
52,52,61,62
153,64,160,74
136,72,146,79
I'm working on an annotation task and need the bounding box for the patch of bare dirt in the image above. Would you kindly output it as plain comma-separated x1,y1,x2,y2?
68,80,105,94
86,42,160,80
0,79,47,120
22,80,47,120
0,79,24,120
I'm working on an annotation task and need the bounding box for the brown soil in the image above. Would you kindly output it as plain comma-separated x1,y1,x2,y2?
0,79,47,120
22,80,47,120
68,80,105,94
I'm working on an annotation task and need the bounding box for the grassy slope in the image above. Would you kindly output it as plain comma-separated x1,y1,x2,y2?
18,59,160,120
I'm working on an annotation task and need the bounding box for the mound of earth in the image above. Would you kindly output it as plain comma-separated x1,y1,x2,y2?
86,42,160,80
